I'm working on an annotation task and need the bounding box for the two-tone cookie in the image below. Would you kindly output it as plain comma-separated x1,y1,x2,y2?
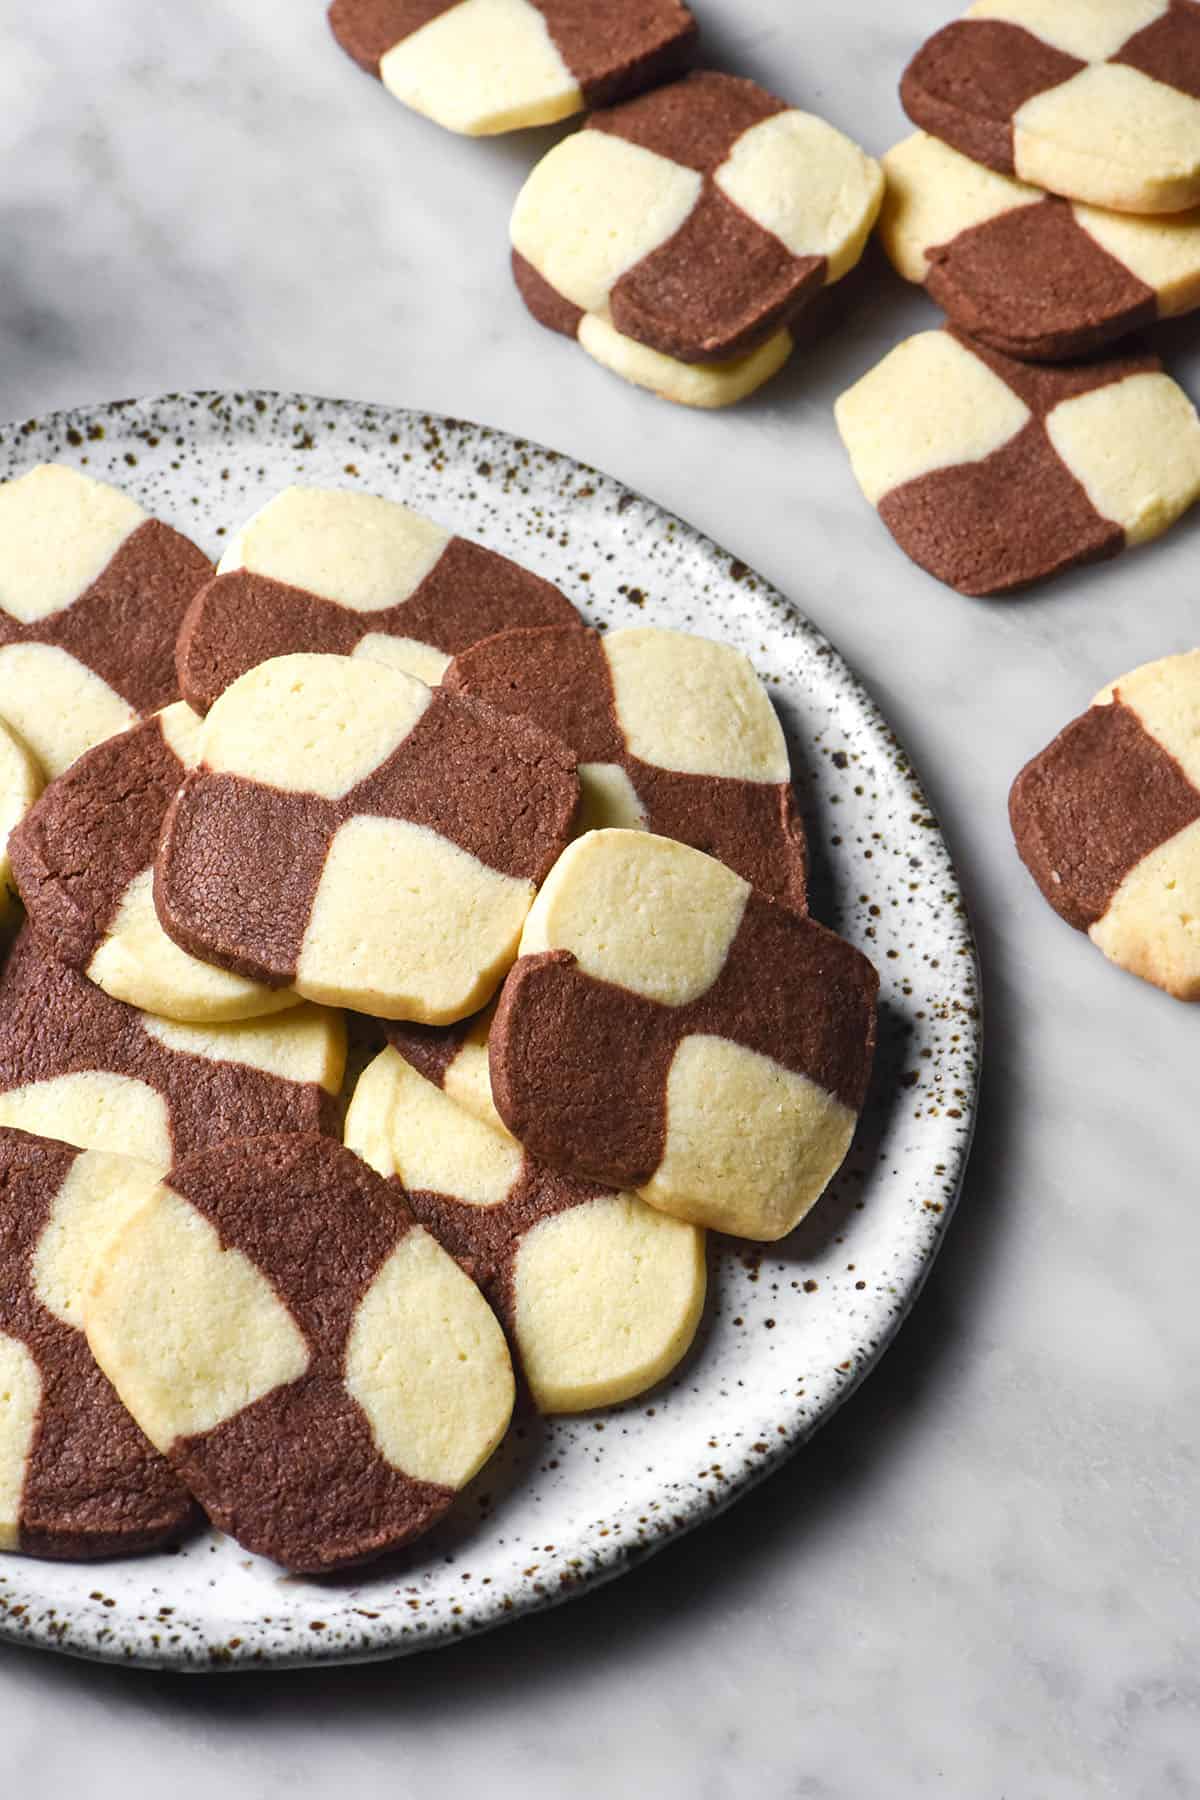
328,0,696,136
0,718,42,934
444,624,807,908
347,1048,706,1412
85,1133,514,1571
901,1,1200,214
0,927,345,1168
489,830,878,1241
835,330,1200,595
1010,650,1200,998
0,464,211,778
511,71,883,407
156,654,579,1021
0,1128,195,1559
10,705,300,1023
881,133,1200,362
176,486,580,715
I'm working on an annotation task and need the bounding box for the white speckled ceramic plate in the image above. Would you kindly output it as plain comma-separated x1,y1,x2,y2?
0,393,979,1671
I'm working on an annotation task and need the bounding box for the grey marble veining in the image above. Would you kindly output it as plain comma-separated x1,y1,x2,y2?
0,1,1198,1794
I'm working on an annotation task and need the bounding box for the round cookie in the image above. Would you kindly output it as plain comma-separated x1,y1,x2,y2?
0,464,211,778
900,1,1200,215
0,1127,195,1559
881,132,1200,362
0,717,43,933
488,830,878,1242
84,1133,514,1572
9,704,301,1023
176,485,580,715
347,1046,706,1412
834,329,1200,595
511,70,882,405
155,653,580,1022
328,0,696,136
0,926,345,1169
444,623,807,909
1010,650,1200,999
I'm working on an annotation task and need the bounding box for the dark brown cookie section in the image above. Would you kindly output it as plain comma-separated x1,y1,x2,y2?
1010,697,1200,930
176,536,578,715
1114,1,1200,99
591,68,785,169
166,1134,452,1572
0,1126,194,1558
0,928,341,1154
960,332,1160,413
489,898,877,1190
155,689,579,987
444,624,808,909
9,714,186,971
383,1014,477,1088
925,199,1157,362
0,520,210,716
900,20,1084,173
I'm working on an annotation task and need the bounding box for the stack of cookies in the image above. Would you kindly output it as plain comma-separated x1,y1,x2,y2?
0,462,877,1572
836,0,1200,596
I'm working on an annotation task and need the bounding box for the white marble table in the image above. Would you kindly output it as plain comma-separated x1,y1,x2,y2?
1,1,1197,1792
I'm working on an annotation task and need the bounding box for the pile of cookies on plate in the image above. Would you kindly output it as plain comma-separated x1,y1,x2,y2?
0,463,877,1572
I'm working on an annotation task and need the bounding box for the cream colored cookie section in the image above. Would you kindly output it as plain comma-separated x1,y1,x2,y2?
351,635,452,685
142,1003,345,1091
577,314,793,409
576,763,648,836
155,701,205,768
0,1331,39,1550
441,1006,510,1138
0,643,137,779
0,1072,172,1169
217,487,449,612
966,0,1167,62
512,1194,706,1413
512,133,702,315
714,111,883,284
84,1184,311,1454
0,716,42,929
1089,816,1200,999
347,1047,521,1205
202,653,432,801
1097,651,1200,786
31,1150,163,1329
1074,202,1200,314
1046,373,1200,546
299,815,534,1022
521,830,748,1007
0,464,146,626
381,0,581,136
1014,67,1200,213
641,1034,857,1240
835,332,1031,506
604,627,789,783
89,867,302,1024
880,133,1040,283
344,1225,514,1487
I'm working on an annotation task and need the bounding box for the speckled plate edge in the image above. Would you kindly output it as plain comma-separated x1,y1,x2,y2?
0,392,981,1671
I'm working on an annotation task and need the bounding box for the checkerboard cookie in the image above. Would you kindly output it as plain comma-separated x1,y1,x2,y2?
489,830,878,1241
881,132,1200,361
156,654,579,1022
0,465,211,779
347,1047,706,1412
176,486,580,715
328,0,696,136
1010,650,1200,998
511,71,882,406
901,0,1200,214
835,330,1200,594
444,624,807,909
0,1128,194,1559
10,705,300,1023
0,927,344,1169
84,1133,514,1571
